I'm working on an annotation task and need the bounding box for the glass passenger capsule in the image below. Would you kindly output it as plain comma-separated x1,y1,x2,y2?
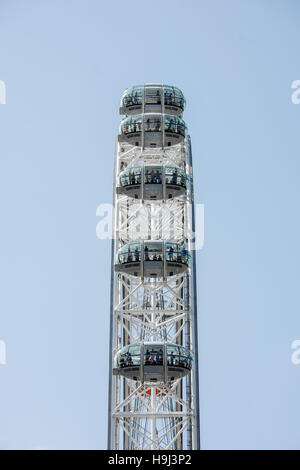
119,84,185,116
113,342,193,383
114,241,190,278
118,113,186,148
117,165,188,200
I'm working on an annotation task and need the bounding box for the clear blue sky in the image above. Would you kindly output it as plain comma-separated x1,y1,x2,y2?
0,0,300,450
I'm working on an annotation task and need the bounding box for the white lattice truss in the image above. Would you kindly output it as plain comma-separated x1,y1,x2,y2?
109,140,199,450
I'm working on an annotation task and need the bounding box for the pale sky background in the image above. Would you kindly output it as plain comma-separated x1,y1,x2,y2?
0,0,300,450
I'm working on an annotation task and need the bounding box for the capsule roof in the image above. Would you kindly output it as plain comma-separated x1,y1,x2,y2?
120,84,186,116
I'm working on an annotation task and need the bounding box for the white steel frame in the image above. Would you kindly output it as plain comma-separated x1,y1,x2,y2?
107,96,200,450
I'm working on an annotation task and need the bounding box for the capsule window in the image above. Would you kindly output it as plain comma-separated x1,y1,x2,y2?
164,86,185,109
144,116,162,132
122,87,142,107
145,88,161,105
144,243,163,261
144,346,163,366
144,167,162,185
